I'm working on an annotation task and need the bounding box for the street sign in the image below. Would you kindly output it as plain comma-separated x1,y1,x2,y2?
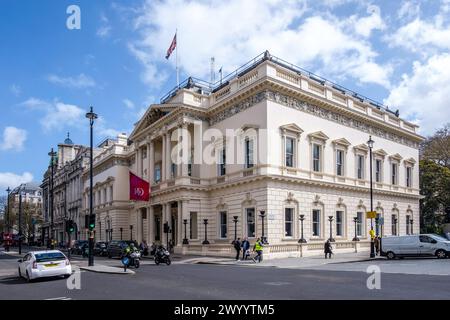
366,211,377,219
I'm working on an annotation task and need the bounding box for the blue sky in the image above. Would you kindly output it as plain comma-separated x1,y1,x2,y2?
1,0,450,194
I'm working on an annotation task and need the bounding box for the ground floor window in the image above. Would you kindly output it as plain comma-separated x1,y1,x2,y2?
285,208,294,237
190,212,198,239
391,214,397,236
336,211,344,236
219,211,227,239
406,215,411,235
356,212,364,237
246,208,256,238
312,209,321,237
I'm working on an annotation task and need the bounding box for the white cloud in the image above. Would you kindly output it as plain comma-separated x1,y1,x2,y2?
385,53,450,135
123,98,135,109
20,97,51,110
397,1,421,20
9,84,21,97
0,127,27,151
129,0,390,88
47,73,96,89
0,172,33,190
41,102,85,132
97,14,112,38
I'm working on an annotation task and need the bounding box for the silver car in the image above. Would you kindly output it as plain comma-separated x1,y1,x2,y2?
381,234,450,259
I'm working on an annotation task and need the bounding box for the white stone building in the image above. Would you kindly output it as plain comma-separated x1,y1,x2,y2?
91,52,424,258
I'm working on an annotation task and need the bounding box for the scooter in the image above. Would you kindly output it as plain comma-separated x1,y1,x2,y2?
154,246,171,265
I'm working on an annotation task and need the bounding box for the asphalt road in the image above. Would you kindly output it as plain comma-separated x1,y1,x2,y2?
1,250,450,300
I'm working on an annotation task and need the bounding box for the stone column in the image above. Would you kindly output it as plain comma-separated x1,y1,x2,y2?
136,148,141,177
177,200,183,246
165,132,172,179
136,209,142,243
180,123,189,177
161,134,166,182
149,140,154,185
148,205,154,244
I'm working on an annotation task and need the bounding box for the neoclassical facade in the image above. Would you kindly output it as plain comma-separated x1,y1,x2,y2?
88,52,423,258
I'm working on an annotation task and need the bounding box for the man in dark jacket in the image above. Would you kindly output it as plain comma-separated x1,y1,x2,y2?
233,238,241,260
241,237,250,260
324,240,333,259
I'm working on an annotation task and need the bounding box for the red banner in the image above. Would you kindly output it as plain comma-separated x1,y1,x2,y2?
129,172,150,201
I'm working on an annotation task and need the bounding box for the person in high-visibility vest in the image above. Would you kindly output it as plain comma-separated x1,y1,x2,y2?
252,238,264,263
369,229,375,240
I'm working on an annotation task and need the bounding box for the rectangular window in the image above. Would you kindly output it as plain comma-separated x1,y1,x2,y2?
375,159,382,182
285,137,295,167
190,212,198,239
313,144,321,172
219,211,227,239
406,215,411,235
171,163,177,178
406,167,412,188
246,208,256,238
109,186,113,202
391,214,397,235
312,209,321,236
245,139,254,169
357,155,365,179
154,164,161,183
336,211,343,236
336,150,344,176
356,212,363,237
392,163,398,185
218,148,226,176
285,208,294,237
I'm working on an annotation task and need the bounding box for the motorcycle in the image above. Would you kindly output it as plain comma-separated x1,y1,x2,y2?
121,250,141,270
154,246,171,265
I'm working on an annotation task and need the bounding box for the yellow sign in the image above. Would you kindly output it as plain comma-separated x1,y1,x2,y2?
366,211,377,219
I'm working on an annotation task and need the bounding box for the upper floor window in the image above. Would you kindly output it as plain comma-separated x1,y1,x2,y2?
154,163,161,183
218,147,226,176
357,155,365,180
391,163,398,185
406,166,412,188
336,149,344,176
285,137,295,168
245,138,254,169
313,144,321,172
375,159,382,183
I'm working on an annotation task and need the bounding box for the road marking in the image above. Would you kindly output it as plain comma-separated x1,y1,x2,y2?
45,297,72,300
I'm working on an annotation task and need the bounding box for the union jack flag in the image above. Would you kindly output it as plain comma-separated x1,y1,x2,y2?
165,33,177,59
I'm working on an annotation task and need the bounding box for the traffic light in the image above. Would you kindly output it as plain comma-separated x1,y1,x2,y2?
163,222,170,234
88,214,96,231
66,220,74,233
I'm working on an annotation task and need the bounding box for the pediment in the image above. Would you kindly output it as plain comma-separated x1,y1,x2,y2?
373,149,388,157
307,131,329,142
280,123,304,135
130,106,168,140
353,144,369,153
389,153,403,161
332,138,351,148
404,157,416,165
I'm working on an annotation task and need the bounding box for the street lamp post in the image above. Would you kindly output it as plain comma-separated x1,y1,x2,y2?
18,184,24,255
182,219,189,245
328,216,335,242
259,210,268,244
202,219,209,245
232,216,238,244
48,148,57,247
352,217,360,241
298,214,307,243
5,187,11,233
367,135,376,258
85,106,97,267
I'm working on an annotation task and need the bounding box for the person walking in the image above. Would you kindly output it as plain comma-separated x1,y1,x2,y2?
252,238,264,263
241,237,250,260
374,236,380,256
324,240,333,259
233,238,241,261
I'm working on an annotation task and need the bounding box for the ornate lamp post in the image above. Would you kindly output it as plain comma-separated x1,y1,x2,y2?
352,217,360,241
182,219,189,244
48,148,57,247
17,184,25,255
367,135,376,258
202,219,209,245
259,210,268,244
232,216,238,244
85,106,98,267
5,187,11,233
298,214,307,243
328,216,335,242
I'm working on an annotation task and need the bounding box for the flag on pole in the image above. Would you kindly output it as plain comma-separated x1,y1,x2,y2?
129,171,150,201
165,33,177,59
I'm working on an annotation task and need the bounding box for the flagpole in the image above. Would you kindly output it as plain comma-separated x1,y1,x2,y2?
176,28,179,88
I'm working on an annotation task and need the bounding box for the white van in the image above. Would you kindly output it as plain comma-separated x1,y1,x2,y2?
381,234,450,259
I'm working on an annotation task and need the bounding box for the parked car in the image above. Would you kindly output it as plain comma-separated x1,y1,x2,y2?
107,240,137,258
381,234,450,259
70,240,88,255
94,242,108,256
18,250,72,282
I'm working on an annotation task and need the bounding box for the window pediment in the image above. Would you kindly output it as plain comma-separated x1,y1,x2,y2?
308,131,329,142
332,138,351,149
404,157,416,166
280,123,303,137
353,144,369,154
389,153,403,162
373,149,387,157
